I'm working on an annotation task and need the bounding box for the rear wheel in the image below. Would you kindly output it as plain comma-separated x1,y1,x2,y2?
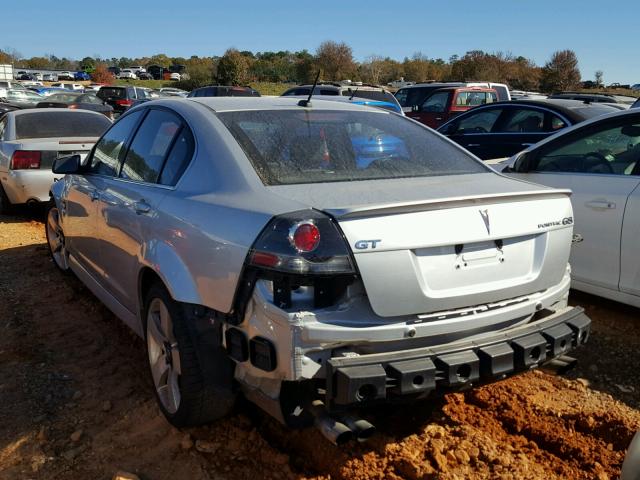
45,203,70,273
0,183,13,215
144,283,236,427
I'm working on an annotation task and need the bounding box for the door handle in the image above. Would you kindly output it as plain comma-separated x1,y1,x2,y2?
585,200,616,209
134,200,151,214
89,190,100,201
435,117,443,121
521,143,534,147
467,144,481,147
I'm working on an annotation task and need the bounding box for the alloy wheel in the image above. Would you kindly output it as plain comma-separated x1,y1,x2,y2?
146,298,182,414
46,207,69,270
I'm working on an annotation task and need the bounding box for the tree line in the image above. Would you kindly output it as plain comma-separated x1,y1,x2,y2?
1,42,584,92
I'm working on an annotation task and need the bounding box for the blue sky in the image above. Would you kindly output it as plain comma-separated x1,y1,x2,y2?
5,1,638,84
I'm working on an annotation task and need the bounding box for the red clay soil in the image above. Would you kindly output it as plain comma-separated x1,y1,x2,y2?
1,212,639,480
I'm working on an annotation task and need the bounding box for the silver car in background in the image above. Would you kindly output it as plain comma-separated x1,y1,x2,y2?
48,97,590,443
0,109,111,212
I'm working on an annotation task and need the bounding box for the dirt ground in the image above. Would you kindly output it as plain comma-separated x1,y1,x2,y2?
1,209,639,480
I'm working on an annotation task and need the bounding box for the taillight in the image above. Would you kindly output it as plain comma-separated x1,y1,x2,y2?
249,210,354,275
68,104,79,109
241,210,356,312
11,150,41,170
115,99,133,106
290,222,320,252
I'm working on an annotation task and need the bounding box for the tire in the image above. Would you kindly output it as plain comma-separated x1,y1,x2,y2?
45,202,71,273
144,282,236,427
0,182,13,215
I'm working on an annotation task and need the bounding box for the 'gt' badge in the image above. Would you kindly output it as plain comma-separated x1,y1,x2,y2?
479,209,491,235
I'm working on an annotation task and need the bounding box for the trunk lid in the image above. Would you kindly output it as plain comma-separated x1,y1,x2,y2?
13,138,97,169
268,174,574,317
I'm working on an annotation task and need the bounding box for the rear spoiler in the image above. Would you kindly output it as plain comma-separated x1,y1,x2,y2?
326,189,573,219
58,138,99,144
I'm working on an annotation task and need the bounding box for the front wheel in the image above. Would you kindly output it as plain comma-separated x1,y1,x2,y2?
144,283,236,427
45,203,71,273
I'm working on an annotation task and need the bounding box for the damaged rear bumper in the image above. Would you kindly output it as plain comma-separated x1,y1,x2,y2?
325,306,590,408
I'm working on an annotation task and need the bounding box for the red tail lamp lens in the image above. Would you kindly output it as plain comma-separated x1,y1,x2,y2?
290,222,320,252
251,251,280,268
11,150,41,169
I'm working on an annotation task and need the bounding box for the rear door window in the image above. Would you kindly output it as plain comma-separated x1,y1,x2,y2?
158,127,195,186
499,109,545,132
89,110,143,176
549,114,568,131
120,109,182,183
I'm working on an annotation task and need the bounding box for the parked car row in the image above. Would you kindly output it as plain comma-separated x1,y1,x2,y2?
14,70,90,82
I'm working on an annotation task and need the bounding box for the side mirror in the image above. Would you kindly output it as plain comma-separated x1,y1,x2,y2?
52,154,81,174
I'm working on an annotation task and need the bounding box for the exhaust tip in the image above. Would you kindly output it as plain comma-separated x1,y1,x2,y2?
340,414,376,442
315,417,354,446
356,425,376,442
334,429,354,446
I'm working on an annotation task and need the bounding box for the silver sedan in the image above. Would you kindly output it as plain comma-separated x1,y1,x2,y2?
0,108,111,212
48,97,589,442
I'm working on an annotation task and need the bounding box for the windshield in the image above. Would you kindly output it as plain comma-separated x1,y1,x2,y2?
15,111,111,139
217,109,486,185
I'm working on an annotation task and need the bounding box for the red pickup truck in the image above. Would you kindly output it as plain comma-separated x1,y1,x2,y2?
404,86,498,129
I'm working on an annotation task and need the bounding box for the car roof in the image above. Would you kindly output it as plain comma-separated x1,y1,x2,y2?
185,96,387,113
290,83,389,91
194,85,255,90
480,98,620,119
397,82,465,90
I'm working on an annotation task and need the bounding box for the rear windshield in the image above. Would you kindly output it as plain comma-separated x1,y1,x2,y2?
217,109,486,185
341,89,395,103
571,104,622,119
15,111,111,139
97,87,126,99
395,86,443,108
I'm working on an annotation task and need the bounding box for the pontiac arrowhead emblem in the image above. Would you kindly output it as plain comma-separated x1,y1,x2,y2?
479,209,491,235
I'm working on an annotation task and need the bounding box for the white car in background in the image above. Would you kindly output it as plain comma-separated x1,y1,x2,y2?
50,82,84,91
499,108,640,307
118,69,137,79
20,81,44,88
169,72,181,81
0,109,111,212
